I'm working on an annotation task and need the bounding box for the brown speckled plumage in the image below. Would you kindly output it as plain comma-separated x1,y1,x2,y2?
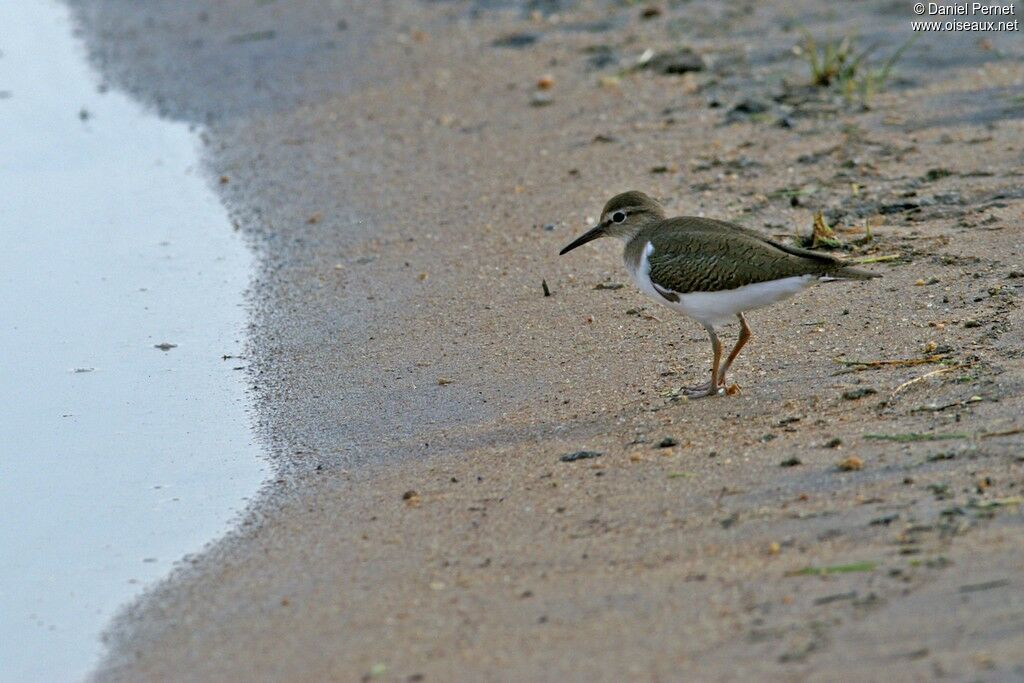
628,216,878,294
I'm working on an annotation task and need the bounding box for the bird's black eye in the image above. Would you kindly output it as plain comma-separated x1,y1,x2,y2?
611,211,626,223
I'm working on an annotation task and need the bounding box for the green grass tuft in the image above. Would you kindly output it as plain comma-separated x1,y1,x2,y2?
797,30,918,105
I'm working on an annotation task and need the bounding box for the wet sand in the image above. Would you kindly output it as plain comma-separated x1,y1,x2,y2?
67,0,1024,680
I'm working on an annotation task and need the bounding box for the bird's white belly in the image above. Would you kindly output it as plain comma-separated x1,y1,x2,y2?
631,242,816,325
671,276,814,323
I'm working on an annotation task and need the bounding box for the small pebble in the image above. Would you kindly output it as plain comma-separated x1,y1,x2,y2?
837,456,864,472
530,92,553,107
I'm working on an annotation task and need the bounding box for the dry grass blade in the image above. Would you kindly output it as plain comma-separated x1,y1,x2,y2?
889,366,959,400
811,212,842,248
971,496,1024,508
787,561,876,577
854,254,901,264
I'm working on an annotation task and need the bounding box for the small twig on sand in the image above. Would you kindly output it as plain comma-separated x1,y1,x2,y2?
911,396,982,413
833,354,947,375
980,427,1024,440
864,432,968,442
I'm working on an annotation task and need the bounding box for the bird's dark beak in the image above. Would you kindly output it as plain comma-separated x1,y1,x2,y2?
558,223,606,255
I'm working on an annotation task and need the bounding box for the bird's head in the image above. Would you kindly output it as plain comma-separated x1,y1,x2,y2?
559,191,667,255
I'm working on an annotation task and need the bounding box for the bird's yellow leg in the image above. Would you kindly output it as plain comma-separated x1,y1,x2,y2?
717,313,751,390
684,324,723,398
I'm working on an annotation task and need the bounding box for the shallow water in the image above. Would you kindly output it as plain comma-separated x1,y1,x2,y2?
0,2,266,680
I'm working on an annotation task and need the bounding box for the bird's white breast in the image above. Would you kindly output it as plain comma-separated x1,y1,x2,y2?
629,241,816,325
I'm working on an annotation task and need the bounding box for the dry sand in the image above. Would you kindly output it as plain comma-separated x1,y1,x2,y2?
67,0,1024,680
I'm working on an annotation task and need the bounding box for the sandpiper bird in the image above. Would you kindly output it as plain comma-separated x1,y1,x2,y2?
559,191,880,397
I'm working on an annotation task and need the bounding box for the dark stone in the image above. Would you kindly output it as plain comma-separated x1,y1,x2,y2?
558,20,617,33
933,192,964,205
842,388,877,400
643,48,705,75
492,32,539,49
585,46,619,70
657,437,678,448
559,450,602,462
726,98,771,124
878,201,920,214
923,168,953,182
779,457,802,467
731,98,770,114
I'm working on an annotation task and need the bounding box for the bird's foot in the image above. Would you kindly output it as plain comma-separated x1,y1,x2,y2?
681,382,723,398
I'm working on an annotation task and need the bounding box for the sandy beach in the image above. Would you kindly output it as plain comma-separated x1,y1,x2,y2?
66,0,1024,680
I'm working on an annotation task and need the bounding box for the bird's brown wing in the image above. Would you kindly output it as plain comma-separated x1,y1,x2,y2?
645,217,855,294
